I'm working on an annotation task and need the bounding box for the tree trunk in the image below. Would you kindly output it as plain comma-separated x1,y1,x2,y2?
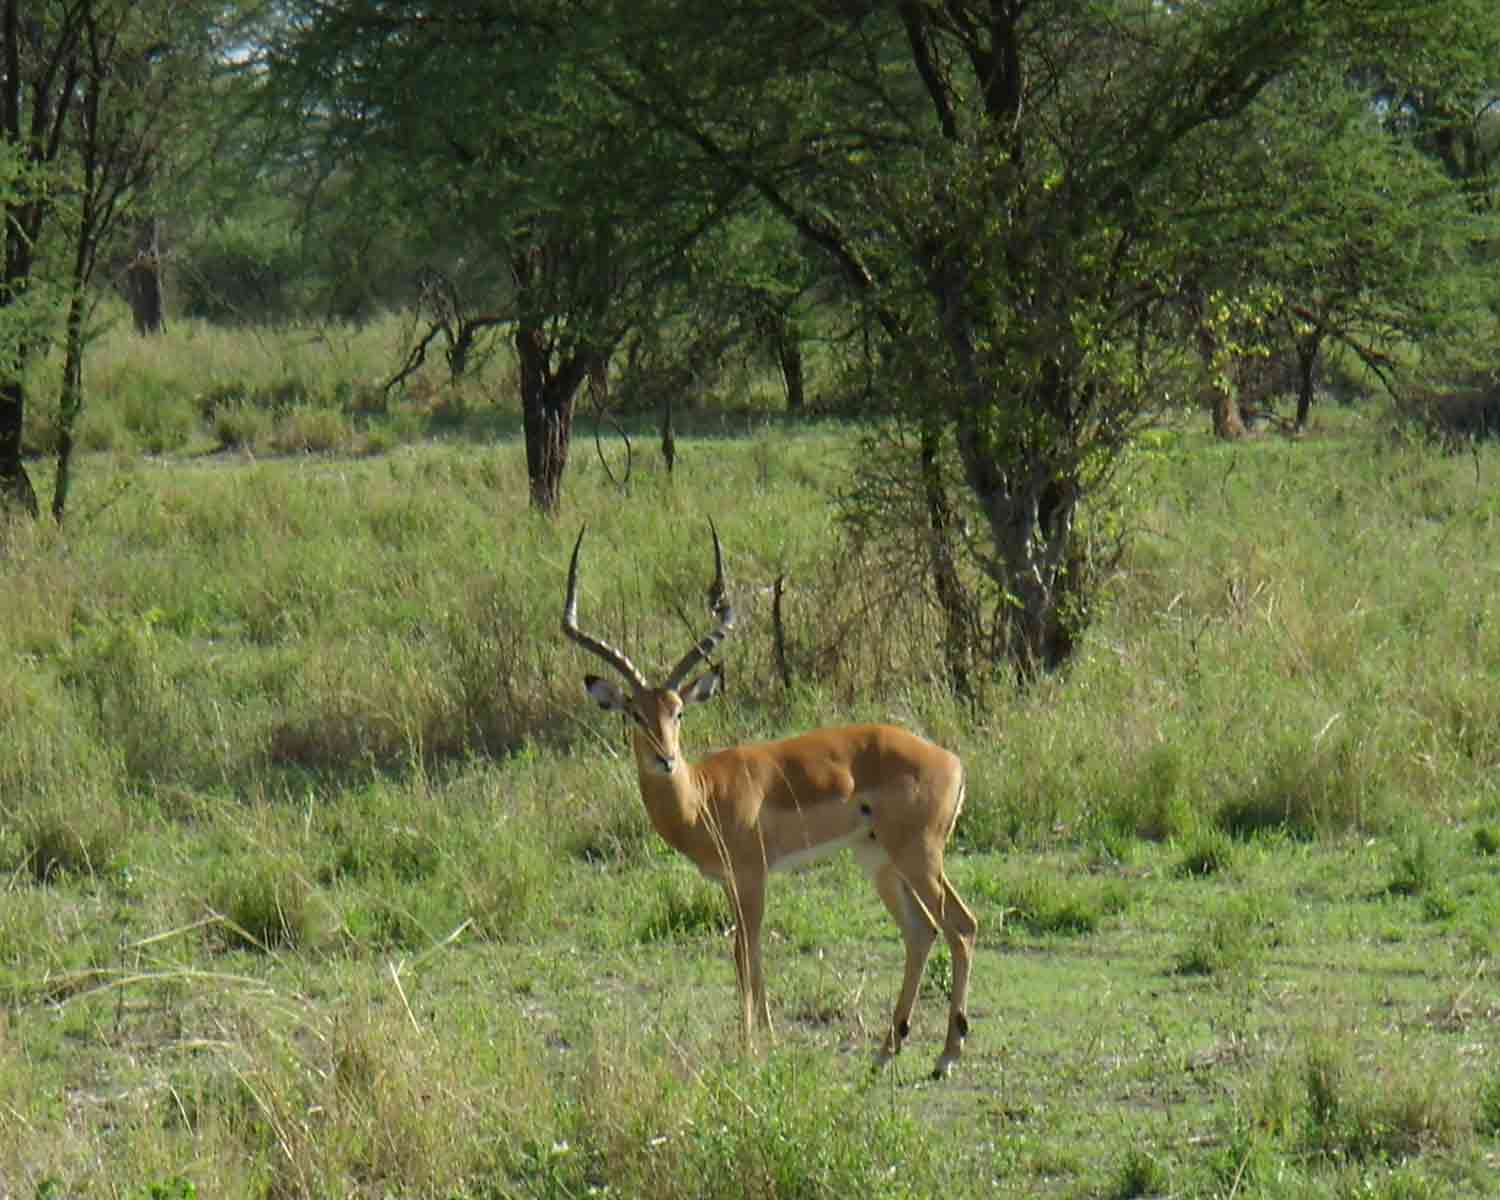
1294,333,1321,433
0,219,40,518
1,0,83,519
0,379,38,517
661,391,676,473
1210,381,1247,440
773,319,805,412
125,216,166,335
1199,322,1246,440
932,264,1082,679
53,256,90,522
987,471,1079,676
518,323,566,513
919,423,973,699
516,319,596,515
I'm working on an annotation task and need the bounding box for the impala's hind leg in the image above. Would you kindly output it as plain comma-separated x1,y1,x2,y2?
930,871,978,1078
868,860,938,1068
882,855,978,1079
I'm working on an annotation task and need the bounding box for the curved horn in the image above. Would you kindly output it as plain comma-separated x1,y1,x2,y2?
561,526,649,690
664,519,736,691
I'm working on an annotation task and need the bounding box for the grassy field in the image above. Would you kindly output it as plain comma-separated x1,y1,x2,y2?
3,319,1500,1197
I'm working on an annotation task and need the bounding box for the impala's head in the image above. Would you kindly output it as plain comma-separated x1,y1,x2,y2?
562,523,733,776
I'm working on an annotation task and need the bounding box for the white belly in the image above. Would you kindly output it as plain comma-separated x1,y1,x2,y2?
771,827,893,875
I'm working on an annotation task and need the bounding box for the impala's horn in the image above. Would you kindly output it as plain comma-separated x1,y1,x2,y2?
561,526,649,690
664,519,735,691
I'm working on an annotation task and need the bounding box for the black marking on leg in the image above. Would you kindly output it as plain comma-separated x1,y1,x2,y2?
896,1019,910,1041
860,802,872,817
868,830,878,841
955,1012,970,1039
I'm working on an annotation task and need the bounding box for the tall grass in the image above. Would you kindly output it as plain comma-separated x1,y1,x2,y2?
4,320,1500,1195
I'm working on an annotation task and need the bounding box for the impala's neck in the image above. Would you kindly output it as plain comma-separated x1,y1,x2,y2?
630,735,713,859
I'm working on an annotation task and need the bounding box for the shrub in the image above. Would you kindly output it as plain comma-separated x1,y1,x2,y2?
1172,899,1269,978
1111,1147,1169,1199
209,856,318,952
639,871,728,943
1176,829,1235,878
270,406,352,454
1387,826,1444,898
1300,1039,1469,1163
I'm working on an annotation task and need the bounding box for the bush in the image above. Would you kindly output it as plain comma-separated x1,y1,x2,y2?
269,406,352,454
1398,376,1500,444
175,217,305,323
1172,898,1270,978
639,871,728,943
209,855,319,952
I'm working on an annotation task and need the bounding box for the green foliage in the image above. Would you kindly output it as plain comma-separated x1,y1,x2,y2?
968,869,1125,939
1386,826,1446,898
565,1051,943,1200
639,871,728,944
1477,1069,1500,1138
125,1179,196,1200
1176,830,1236,879
175,214,309,324
1110,1147,1170,1200
209,853,318,953
1299,1038,1469,1165
1173,898,1274,978
1216,730,1381,841
10,797,128,884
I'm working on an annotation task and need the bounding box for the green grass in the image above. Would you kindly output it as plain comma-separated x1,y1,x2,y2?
3,322,1500,1195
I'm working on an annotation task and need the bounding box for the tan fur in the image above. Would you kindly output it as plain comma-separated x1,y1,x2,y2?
610,688,978,1078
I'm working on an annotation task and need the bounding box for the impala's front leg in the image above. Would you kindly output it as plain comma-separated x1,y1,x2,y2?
726,872,772,1044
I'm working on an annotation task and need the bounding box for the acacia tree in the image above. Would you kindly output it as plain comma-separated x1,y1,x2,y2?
580,0,1484,678
2,0,246,519
52,0,223,520
1260,78,1491,431
269,1,749,513
0,0,86,516
1162,61,1495,440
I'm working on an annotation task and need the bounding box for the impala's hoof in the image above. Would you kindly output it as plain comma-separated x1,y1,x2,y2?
931,1053,959,1081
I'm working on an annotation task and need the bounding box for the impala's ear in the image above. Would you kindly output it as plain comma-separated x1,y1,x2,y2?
584,674,629,711
679,667,723,706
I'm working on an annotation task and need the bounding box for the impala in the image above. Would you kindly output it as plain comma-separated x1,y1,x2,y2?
562,523,978,1078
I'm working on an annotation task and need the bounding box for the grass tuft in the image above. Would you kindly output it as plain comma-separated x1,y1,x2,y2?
208,855,318,952
1175,829,1235,878
1299,1038,1470,1164
1110,1146,1170,1199
1172,897,1272,977
639,871,728,943
1387,825,1445,898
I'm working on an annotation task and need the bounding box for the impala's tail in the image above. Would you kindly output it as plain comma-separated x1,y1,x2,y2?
945,764,967,842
